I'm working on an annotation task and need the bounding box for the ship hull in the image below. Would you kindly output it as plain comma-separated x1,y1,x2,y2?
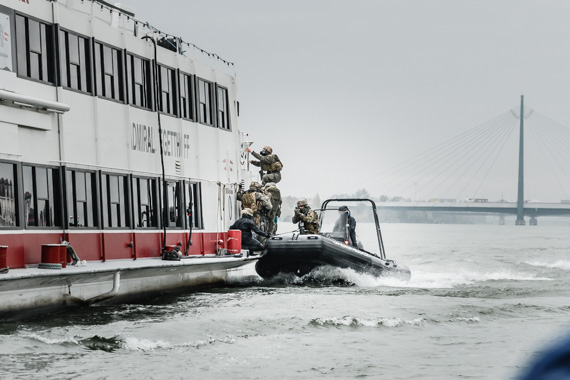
0,256,256,320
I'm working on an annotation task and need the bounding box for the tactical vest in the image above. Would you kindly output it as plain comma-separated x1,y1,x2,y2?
261,154,283,172
241,191,257,212
270,155,283,172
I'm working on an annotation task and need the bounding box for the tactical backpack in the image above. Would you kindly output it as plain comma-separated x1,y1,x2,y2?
265,185,282,203
270,155,283,172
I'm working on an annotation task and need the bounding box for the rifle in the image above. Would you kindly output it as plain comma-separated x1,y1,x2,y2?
295,208,305,234
299,221,306,234
258,168,264,181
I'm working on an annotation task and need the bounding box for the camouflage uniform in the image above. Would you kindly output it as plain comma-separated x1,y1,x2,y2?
292,200,319,234
237,182,272,242
250,146,283,185
263,182,282,235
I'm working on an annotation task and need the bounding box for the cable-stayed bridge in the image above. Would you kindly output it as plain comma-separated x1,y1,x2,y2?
368,96,570,225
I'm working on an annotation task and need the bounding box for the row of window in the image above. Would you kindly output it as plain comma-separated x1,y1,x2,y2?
12,12,231,130
0,161,203,230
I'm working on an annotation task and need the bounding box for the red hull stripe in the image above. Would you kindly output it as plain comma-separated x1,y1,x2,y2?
0,231,230,268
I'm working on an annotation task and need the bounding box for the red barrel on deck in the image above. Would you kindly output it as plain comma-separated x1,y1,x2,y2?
41,244,68,268
227,230,242,254
0,246,7,269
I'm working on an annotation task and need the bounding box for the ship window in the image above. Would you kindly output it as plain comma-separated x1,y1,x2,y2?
184,181,203,229
15,14,55,84
23,166,62,228
133,177,158,228
216,86,230,130
126,54,152,109
101,174,129,228
59,30,92,93
159,65,178,116
66,170,97,227
179,73,195,121
162,181,183,228
94,42,124,102
198,78,213,126
0,162,18,227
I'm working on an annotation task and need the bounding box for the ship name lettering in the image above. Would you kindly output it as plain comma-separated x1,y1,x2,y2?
131,123,156,154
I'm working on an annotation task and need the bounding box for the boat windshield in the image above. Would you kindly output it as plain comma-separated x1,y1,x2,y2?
318,200,384,257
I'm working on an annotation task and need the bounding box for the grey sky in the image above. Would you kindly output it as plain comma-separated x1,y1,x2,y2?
127,0,570,202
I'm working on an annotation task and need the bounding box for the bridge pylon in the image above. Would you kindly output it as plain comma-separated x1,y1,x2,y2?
515,95,526,225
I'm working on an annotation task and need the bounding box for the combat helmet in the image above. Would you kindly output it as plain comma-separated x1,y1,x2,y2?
241,208,254,216
249,181,261,190
261,146,273,155
297,199,308,207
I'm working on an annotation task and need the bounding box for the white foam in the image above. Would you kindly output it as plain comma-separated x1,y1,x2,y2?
122,336,173,351
447,317,480,323
122,335,236,351
525,260,570,271
19,332,82,345
347,268,551,289
311,315,426,328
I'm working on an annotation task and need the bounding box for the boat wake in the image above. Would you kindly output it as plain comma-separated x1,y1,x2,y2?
16,331,237,353
309,315,426,328
524,260,570,271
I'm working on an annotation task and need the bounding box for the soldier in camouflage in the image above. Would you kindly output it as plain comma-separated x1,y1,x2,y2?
247,145,283,185
292,199,319,234
237,181,272,242
263,182,282,235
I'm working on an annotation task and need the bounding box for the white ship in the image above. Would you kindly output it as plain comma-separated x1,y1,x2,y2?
0,0,257,319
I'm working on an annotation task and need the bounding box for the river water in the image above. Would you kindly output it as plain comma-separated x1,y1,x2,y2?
1,222,569,380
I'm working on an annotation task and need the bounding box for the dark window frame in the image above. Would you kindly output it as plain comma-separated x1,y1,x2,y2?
93,40,125,103
100,172,130,229
160,179,184,229
179,71,195,121
59,28,93,94
216,85,231,131
22,164,63,229
132,176,159,229
0,160,19,228
14,13,57,85
126,52,153,110
184,181,203,230
158,64,178,116
197,77,215,126
65,169,98,229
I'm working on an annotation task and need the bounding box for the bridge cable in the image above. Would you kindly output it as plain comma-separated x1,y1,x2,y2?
527,113,570,198
388,112,516,199
468,120,518,199
379,112,514,197
350,111,515,194
421,115,516,200
407,115,515,199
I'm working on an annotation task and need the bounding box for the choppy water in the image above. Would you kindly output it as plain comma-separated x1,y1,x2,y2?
1,222,570,380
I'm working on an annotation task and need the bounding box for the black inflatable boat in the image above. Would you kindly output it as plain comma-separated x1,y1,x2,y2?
255,198,411,280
